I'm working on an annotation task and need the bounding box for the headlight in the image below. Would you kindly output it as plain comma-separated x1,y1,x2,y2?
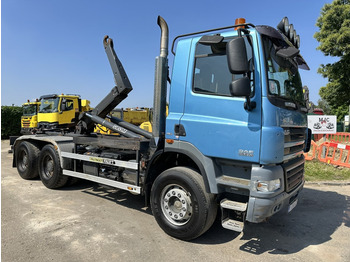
256,179,281,192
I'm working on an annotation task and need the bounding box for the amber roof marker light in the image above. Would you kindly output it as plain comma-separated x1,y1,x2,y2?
234,18,246,30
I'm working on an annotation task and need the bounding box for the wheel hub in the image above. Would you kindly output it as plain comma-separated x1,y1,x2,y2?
43,156,54,178
161,186,193,226
21,152,28,169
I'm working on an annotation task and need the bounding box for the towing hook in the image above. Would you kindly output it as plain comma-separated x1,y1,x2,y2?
103,35,113,48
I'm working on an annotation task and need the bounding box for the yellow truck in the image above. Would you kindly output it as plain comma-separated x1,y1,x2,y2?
122,107,150,125
38,94,91,132
109,107,167,133
95,107,152,134
137,106,169,132
21,100,41,134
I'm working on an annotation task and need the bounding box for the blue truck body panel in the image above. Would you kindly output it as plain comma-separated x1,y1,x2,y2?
167,31,262,163
166,38,192,141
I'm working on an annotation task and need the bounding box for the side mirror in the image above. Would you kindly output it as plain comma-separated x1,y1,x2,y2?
227,37,255,111
304,128,312,153
230,77,255,111
61,102,66,112
276,46,299,59
230,77,251,97
226,37,249,74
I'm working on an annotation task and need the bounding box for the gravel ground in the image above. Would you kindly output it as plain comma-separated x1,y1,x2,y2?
2,139,350,262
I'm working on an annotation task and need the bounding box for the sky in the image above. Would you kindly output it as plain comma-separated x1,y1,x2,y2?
1,0,335,108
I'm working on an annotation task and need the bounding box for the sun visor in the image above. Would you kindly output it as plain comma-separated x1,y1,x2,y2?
256,25,310,70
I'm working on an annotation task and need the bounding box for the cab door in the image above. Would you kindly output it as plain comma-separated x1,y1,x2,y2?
59,98,77,125
178,36,262,163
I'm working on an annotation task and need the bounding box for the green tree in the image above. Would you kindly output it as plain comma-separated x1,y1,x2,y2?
314,0,350,120
316,98,332,115
1,106,22,139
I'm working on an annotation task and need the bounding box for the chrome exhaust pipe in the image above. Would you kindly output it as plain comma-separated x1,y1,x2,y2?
158,16,169,58
152,16,169,143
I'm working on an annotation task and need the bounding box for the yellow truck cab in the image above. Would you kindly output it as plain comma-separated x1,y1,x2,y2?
21,100,40,134
38,94,90,131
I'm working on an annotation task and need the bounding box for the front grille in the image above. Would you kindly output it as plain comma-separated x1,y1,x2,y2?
282,155,304,193
283,127,306,161
22,120,31,127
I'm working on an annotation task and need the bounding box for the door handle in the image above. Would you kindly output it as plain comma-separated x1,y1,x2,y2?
174,124,186,136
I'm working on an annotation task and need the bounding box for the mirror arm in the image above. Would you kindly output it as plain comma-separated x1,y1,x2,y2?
237,28,250,37
244,96,256,111
245,71,256,111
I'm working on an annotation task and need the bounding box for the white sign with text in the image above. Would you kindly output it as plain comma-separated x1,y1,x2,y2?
308,115,337,134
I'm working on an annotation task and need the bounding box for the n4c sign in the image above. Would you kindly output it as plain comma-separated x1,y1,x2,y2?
308,115,337,134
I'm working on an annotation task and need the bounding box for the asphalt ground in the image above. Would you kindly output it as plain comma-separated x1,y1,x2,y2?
1,139,350,262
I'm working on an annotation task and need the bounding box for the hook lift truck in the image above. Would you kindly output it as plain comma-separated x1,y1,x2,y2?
13,16,311,240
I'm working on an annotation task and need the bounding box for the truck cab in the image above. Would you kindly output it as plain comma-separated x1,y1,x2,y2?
38,94,90,131
21,100,40,134
165,18,309,227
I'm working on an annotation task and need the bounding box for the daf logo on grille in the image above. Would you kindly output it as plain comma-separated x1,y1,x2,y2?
239,149,254,157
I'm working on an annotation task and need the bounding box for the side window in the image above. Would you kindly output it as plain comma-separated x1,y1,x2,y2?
193,36,254,97
61,99,74,111
65,100,74,111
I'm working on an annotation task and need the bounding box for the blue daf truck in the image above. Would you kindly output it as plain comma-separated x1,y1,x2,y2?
13,16,311,240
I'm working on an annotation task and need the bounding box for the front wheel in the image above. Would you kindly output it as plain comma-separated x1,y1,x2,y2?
38,144,68,189
150,167,217,240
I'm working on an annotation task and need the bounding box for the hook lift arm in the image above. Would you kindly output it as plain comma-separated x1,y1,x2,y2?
76,36,134,134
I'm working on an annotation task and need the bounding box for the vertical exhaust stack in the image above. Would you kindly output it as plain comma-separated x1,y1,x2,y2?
152,16,169,144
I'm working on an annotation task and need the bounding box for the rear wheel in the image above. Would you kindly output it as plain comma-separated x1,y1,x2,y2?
150,167,217,240
38,144,68,189
16,141,40,179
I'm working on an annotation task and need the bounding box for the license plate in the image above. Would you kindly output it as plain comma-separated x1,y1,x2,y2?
288,199,298,213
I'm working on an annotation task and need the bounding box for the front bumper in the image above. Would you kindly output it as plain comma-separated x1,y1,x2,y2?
21,128,35,135
246,179,304,223
38,122,59,129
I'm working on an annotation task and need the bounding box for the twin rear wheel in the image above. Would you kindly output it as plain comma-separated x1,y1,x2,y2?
16,141,40,180
16,142,67,188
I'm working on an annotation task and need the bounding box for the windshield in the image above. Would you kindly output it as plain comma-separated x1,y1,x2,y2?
39,98,60,113
23,104,37,116
262,36,305,107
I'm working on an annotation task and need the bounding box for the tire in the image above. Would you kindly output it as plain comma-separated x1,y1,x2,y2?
16,141,40,180
38,144,68,189
150,167,217,240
